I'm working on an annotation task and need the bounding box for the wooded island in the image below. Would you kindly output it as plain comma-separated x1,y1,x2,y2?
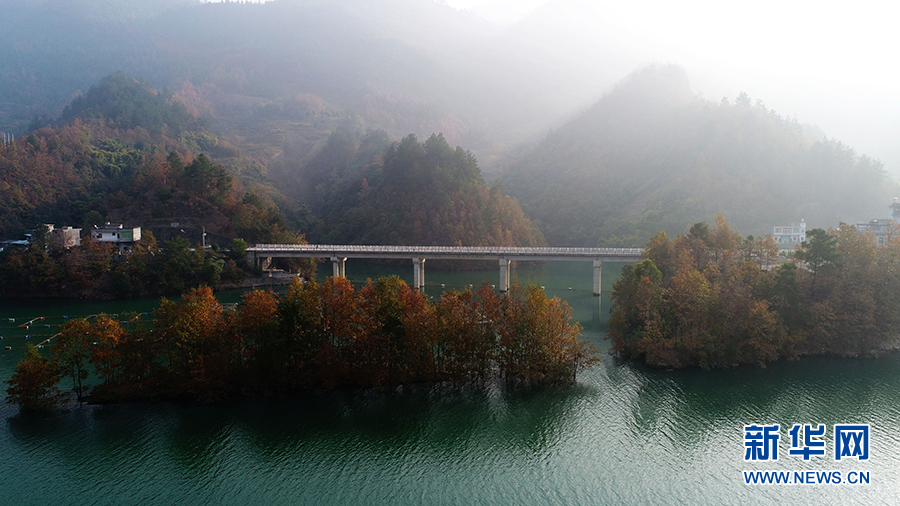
6,277,595,409
609,217,900,368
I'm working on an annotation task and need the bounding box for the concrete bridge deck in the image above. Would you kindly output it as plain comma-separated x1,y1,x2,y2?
246,244,643,295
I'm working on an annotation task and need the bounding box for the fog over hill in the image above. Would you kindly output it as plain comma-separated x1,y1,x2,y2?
0,0,626,166
502,66,896,247
1,0,896,247
445,0,900,177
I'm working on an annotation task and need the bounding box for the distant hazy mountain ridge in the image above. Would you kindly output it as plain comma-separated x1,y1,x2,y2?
502,66,894,246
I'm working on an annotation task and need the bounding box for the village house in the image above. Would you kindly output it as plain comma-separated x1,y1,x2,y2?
856,197,900,246
771,220,806,251
91,223,142,252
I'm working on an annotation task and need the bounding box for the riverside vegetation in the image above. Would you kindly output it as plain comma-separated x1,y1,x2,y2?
5,277,596,409
609,217,900,369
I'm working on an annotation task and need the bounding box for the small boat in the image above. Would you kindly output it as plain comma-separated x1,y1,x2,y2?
4,346,10,350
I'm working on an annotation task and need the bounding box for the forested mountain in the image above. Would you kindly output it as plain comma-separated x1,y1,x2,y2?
0,73,295,245
502,65,896,246
299,130,544,246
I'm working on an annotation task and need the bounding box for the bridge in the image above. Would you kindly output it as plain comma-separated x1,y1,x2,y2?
247,244,642,295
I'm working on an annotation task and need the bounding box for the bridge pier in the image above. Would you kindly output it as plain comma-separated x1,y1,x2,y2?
499,259,510,292
412,258,425,290
593,259,602,296
331,257,346,278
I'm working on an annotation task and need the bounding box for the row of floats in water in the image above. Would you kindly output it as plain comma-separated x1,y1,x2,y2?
2,313,148,351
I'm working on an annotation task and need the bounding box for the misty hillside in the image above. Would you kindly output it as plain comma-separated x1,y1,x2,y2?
502,66,895,246
295,129,544,247
0,72,542,251
1,0,895,251
0,0,626,167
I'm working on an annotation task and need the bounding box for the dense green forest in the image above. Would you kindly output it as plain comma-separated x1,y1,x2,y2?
5,277,595,408
609,217,900,369
0,234,257,299
297,129,544,246
502,66,896,247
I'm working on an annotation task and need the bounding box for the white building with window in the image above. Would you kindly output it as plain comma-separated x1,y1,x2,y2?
772,220,806,250
91,224,141,252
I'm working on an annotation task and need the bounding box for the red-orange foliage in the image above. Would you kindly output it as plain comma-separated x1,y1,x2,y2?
89,314,126,384
32,276,596,404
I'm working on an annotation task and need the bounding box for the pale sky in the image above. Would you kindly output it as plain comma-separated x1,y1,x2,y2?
445,0,900,175
443,0,545,25
212,0,900,174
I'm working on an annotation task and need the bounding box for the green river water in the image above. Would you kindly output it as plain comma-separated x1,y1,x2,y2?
0,261,897,505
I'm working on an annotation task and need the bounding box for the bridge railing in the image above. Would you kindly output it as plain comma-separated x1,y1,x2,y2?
247,244,644,257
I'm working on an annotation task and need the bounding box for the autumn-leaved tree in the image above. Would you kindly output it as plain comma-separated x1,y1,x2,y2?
496,283,589,385
53,319,93,401
154,286,224,398
90,314,126,385
5,345,64,410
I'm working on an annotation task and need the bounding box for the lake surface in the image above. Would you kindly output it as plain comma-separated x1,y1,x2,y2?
1,261,897,505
